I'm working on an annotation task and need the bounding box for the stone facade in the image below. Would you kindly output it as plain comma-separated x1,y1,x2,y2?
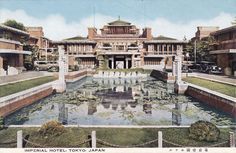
53,18,186,71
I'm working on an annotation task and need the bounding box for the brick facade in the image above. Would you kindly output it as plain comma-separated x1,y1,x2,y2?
0,87,53,117
210,26,236,76
186,86,236,118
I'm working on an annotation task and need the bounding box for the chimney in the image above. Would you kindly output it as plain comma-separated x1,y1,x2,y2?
143,28,152,40
88,28,97,40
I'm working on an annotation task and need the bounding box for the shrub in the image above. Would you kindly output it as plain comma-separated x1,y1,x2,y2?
69,65,79,71
0,116,4,130
39,121,65,137
189,120,220,142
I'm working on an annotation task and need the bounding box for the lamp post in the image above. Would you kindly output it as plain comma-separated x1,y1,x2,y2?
194,40,197,64
186,53,189,77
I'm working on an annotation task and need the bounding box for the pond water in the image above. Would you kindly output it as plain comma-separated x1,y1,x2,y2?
5,77,236,126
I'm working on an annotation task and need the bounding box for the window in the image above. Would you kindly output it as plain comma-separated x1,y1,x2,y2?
117,45,124,50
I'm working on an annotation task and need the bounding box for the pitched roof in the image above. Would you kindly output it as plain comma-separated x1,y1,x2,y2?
211,25,236,36
145,35,187,44
0,24,29,36
64,36,87,40
153,35,177,40
53,39,96,44
108,18,131,26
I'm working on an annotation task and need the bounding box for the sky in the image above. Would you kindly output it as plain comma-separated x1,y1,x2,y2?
0,0,235,40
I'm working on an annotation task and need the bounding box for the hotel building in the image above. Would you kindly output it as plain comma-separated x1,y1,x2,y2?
0,24,31,76
210,25,236,76
53,18,187,70
26,27,55,61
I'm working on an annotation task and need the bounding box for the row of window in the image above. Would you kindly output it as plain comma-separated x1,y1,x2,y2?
147,44,183,51
144,60,161,65
66,45,93,52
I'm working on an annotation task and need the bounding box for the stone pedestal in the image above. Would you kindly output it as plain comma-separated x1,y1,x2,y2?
174,83,188,94
0,68,6,76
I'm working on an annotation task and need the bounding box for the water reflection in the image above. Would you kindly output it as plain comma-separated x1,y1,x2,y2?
4,77,236,126
172,103,182,125
58,103,68,125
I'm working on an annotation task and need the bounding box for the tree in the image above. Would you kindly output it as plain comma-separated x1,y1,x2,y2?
3,19,26,31
23,44,39,66
185,36,216,62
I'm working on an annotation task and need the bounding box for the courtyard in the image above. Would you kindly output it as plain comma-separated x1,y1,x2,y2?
0,0,236,151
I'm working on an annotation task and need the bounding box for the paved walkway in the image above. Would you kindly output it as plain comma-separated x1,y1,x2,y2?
0,71,53,85
194,73,236,86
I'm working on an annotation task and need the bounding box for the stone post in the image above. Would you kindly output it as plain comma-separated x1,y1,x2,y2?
158,131,163,148
64,55,68,75
56,45,66,93
175,50,182,84
174,49,188,94
17,130,23,148
91,131,96,148
172,61,176,77
229,132,235,147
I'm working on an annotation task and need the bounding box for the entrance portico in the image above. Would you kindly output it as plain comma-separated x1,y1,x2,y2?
108,55,132,69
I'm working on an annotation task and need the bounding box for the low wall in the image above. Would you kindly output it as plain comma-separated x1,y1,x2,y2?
186,84,236,117
65,69,95,82
150,70,175,83
0,82,54,117
93,70,148,78
0,69,95,117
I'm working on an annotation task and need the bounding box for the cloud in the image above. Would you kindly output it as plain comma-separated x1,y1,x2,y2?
0,8,234,40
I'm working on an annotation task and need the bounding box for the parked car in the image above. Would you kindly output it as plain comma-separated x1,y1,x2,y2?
34,61,58,71
24,62,34,71
188,64,202,72
198,61,222,74
182,65,193,73
206,65,222,74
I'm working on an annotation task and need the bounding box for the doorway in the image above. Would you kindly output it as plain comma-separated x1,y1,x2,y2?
3,57,8,71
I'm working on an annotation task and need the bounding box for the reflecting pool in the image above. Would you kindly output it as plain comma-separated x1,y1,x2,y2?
5,77,236,126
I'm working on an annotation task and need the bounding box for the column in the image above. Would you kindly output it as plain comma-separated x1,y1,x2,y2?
132,55,135,68
111,56,114,69
126,58,129,69
0,56,3,69
18,55,24,67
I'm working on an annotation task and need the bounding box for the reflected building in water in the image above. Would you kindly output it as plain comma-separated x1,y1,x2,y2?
88,102,97,115
73,77,177,116
172,102,182,125
58,103,68,125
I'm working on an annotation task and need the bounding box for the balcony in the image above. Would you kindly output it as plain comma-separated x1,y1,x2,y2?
67,51,95,57
144,51,176,57
0,38,24,51
99,46,112,49
128,46,139,50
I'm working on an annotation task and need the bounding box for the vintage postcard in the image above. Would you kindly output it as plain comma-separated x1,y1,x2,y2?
0,0,235,153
